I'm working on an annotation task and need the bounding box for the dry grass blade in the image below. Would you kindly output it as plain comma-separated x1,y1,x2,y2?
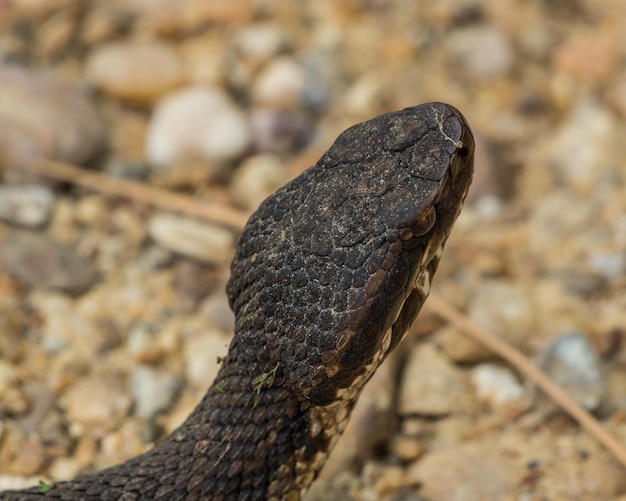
0,153,251,231
426,293,626,470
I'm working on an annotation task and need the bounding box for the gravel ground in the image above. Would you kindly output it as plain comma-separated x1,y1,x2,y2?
1,1,626,500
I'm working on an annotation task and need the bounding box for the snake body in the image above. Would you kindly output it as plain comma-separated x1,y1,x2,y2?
2,102,474,500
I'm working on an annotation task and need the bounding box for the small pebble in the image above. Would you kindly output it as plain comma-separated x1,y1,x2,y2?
146,86,251,168
229,154,288,210
179,35,226,85
0,386,27,417
468,280,537,349
0,231,97,293
535,330,604,411
0,184,55,227
588,251,626,282
183,330,231,387
148,213,235,264
249,108,312,154
398,343,466,417
174,260,217,306
541,99,616,193
0,432,46,476
0,65,106,164
74,195,111,231
553,28,620,81
252,57,307,109
28,291,93,354
200,293,235,333
62,377,132,429
471,364,525,406
131,366,181,419
392,436,424,462
445,26,514,81
86,41,184,104
234,24,288,64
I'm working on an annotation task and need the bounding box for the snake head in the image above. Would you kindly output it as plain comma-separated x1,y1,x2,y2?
227,102,474,407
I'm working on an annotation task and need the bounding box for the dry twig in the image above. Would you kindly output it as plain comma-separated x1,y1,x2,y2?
427,293,626,470
0,153,251,231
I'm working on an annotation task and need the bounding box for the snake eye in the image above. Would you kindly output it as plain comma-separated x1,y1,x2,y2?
399,205,436,240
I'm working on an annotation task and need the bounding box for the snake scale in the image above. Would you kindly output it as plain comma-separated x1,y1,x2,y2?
2,102,474,501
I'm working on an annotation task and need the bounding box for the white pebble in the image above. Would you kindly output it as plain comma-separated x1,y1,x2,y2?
588,251,626,282
252,57,307,109
183,329,230,387
471,364,524,405
235,24,287,62
148,213,235,264
0,184,55,227
146,86,251,168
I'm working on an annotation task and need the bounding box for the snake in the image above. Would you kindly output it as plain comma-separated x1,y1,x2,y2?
2,102,474,501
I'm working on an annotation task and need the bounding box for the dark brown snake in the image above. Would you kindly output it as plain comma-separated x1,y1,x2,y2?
2,102,474,501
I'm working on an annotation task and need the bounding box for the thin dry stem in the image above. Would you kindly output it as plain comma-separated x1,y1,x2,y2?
0,153,250,231
426,293,626,470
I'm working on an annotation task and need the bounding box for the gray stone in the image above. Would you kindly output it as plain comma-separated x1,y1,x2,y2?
535,330,604,411
0,184,55,227
183,329,231,387
471,364,525,406
131,366,181,419
399,343,466,417
86,40,184,104
0,231,97,293
0,65,106,164
63,377,132,428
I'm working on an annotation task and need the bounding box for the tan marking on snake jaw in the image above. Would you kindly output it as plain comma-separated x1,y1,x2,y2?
416,269,432,299
421,232,445,269
309,413,322,437
379,325,393,361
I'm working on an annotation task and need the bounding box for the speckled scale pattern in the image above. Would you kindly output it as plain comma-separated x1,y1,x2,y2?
2,102,474,501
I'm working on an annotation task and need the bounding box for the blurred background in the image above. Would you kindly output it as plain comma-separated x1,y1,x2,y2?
1,1,626,499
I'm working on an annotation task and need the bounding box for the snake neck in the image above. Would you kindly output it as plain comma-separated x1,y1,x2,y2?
3,348,348,501
133,344,348,500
